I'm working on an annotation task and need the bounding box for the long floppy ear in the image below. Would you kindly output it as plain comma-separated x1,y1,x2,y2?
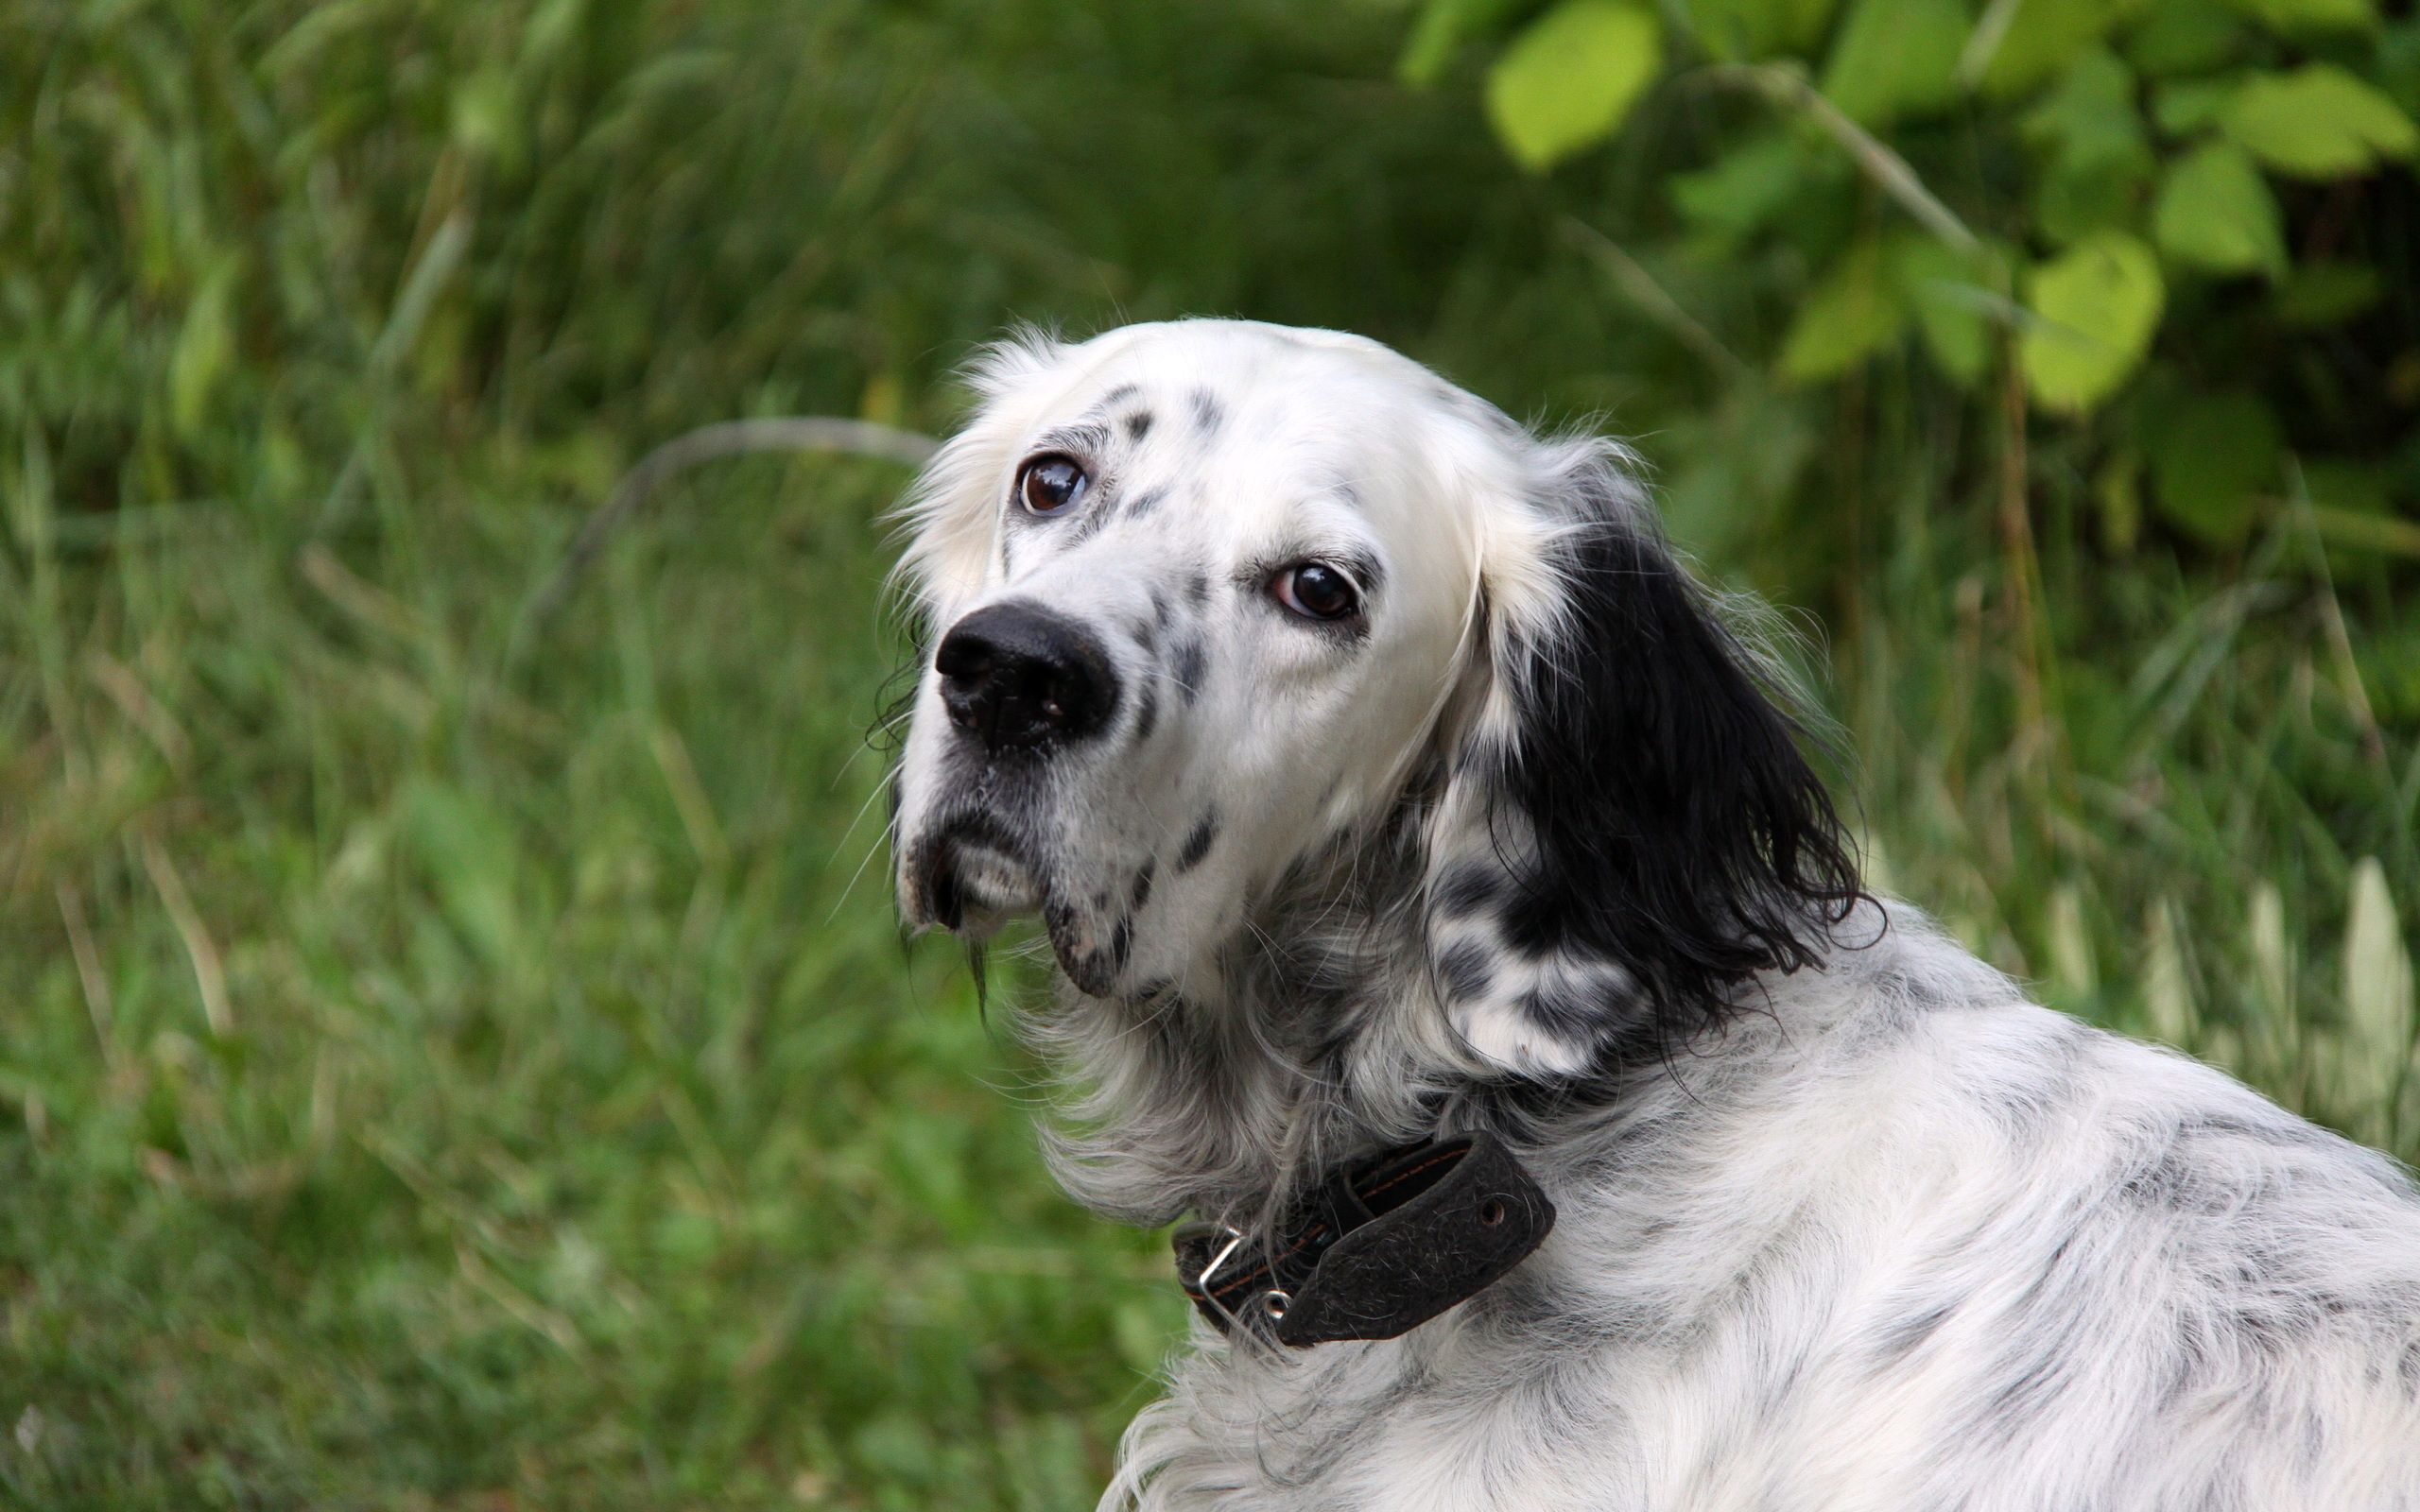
1419,439,1864,1077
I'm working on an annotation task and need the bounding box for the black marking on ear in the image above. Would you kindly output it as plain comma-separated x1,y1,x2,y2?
1131,858,1156,914
1435,459,1865,1068
1123,409,1154,441
1433,860,1501,919
1175,811,1219,873
1188,388,1224,434
1518,979,1612,1045
1170,637,1206,704
1437,940,1496,1002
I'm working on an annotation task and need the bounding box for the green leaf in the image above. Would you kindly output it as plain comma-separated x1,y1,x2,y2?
2024,50,2150,172
1889,233,1995,387
2218,0,2374,32
2142,388,2281,545
1777,239,1908,382
1399,0,1526,86
2152,76,2239,134
1979,0,2152,98
1684,0,1840,60
2024,50,2157,241
2384,18,2420,113
1822,0,1966,127
2124,0,2244,76
2021,232,2165,412
1484,2,1665,170
2153,140,2288,276
1670,131,1815,240
2221,65,2419,178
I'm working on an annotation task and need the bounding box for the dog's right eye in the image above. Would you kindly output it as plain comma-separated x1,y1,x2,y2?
1018,455,1088,517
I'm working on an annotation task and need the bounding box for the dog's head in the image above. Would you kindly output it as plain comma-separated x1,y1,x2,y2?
891,319,1858,1076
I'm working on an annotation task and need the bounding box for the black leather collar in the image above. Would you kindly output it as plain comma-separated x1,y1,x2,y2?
1171,1131,1555,1347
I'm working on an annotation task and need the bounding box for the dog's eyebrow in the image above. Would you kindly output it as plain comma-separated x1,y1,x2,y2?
1025,421,1113,460
1238,545,1387,596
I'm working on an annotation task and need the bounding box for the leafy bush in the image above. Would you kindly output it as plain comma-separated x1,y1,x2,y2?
1407,0,2420,558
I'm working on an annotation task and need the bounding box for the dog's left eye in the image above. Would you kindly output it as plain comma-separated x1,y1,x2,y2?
1018,455,1088,516
1270,562,1361,622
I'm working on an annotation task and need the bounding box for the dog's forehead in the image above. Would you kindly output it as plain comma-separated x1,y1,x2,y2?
1032,322,1469,533
1061,320,1434,431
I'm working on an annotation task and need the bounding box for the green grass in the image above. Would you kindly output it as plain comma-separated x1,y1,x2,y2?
1,1,2414,1507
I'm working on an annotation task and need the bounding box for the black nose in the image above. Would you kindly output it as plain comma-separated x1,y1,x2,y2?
935,602,1117,754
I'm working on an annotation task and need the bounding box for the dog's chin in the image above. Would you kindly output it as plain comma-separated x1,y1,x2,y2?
923,835,1042,937
918,832,1126,998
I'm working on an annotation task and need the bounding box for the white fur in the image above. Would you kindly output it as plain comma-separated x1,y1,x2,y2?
889,319,2420,1511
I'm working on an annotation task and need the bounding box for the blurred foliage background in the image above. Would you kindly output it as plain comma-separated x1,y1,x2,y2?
1,0,2415,1506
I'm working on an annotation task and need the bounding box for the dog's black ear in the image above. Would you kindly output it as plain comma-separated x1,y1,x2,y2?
1420,447,1864,1076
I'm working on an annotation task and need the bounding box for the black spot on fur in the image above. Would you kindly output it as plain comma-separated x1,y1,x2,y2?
1188,388,1223,434
1111,915,1132,969
1123,409,1154,441
1093,887,1112,910
1131,858,1156,914
1128,486,1167,520
1516,979,1605,1042
1871,1303,1956,1370
1438,941,1496,1003
1175,812,1219,873
1098,383,1140,407
2119,1148,2212,1215
2175,1111,2338,1152
1132,684,1159,743
1433,860,1502,919
1185,569,1210,609
1171,638,1206,703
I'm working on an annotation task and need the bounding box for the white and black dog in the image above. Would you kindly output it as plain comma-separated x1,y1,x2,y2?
888,318,2420,1510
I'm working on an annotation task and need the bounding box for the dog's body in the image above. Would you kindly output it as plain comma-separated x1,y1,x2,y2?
887,319,2420,1510
1117,908,2420,1511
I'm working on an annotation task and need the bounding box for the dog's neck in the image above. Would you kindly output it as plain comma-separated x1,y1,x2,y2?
1018,820,1651,1232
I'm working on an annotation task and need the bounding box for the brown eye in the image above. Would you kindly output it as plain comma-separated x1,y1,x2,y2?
1270,562,1360,622
1017,455,1088,516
